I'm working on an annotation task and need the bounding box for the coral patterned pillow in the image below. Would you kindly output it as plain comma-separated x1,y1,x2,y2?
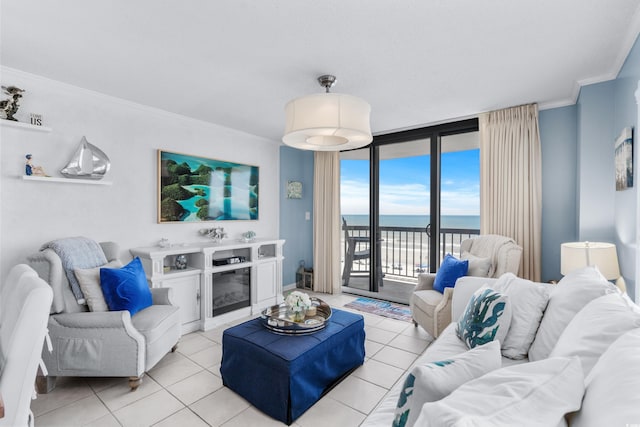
457,286,512,349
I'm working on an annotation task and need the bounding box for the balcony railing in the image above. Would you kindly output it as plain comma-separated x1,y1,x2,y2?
342,225,480,280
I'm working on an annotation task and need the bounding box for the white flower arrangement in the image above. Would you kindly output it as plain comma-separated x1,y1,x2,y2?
285,291,311,312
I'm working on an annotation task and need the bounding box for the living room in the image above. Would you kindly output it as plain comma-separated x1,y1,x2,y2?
2,2,640,426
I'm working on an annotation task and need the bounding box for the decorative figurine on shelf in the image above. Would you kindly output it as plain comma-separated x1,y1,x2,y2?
241,231,256,242
0,86,25,121
199,227,227,243
25,154,48,177
60,136,111,180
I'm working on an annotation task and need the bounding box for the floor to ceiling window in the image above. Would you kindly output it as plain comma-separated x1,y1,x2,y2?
340,119,479,304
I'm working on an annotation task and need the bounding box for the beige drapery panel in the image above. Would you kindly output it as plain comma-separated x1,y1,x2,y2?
313,151,341,294
479,104,542,281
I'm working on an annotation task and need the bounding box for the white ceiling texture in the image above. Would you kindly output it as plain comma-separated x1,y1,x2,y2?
2,1,640,143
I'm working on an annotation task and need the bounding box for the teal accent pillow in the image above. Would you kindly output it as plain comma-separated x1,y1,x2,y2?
100,257,152,316
433,254,468,293
457,286,512,349
393,341,502,427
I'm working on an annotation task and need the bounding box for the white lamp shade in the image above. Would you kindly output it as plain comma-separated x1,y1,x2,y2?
560,242,621,280
283,92,372,151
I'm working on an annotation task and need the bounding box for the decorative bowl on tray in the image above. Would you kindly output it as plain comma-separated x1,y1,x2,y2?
260,297,331,335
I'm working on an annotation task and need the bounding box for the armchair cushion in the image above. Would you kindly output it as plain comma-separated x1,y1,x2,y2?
433,254,468,293
74,260,123,312
461,252,492,277
100,257,152,316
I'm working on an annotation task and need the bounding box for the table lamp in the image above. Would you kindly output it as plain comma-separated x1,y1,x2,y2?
560,241,626,293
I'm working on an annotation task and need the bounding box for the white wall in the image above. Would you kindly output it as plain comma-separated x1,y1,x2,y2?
0,67,280,278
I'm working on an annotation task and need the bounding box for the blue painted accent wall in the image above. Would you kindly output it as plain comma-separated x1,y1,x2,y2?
539,105,578,282
611,35,640,301
279,146,314,286
576,80,616,241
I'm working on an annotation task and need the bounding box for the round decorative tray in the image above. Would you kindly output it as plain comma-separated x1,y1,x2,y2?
260,297,332,335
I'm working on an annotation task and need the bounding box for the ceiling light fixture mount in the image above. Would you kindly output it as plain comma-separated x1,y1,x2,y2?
282,74,372,151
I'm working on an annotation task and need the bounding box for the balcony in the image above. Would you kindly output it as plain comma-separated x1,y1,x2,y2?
341,225,480,304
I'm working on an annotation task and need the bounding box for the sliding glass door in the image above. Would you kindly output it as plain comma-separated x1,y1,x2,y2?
340,119,479,304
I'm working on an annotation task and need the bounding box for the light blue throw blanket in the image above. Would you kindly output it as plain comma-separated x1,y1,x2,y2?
41,237,108,304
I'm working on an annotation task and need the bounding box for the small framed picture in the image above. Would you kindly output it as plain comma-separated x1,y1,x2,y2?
287,181,302,199
615,127,633,191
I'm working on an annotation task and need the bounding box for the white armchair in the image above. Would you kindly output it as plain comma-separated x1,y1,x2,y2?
27,240,181,391
0,265,53,427
410,234,522,338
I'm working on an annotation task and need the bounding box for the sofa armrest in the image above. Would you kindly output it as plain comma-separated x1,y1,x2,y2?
415,273,436,291
451,276,498,320
151,287,174,306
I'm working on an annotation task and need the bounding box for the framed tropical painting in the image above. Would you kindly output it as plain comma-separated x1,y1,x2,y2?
158,150,259,222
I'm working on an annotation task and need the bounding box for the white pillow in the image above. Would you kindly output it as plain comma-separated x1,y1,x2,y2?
414,356,584,427
457,286,511,349
549,293,640,377
490,273,550,359
528,266,617,361
461,251,492,277
74,260,123,312
571,328,640,427
392,341,501,427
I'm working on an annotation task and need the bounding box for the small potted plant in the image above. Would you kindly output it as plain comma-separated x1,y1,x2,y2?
285,291,311,323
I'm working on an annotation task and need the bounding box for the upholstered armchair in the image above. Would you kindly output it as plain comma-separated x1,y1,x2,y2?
410,234,522,338
27,240,181,391
0,265,52,427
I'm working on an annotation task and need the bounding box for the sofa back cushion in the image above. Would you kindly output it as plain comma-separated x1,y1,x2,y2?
528,266,618,361
549,293,640,377
393,341,501,427
490,273,550,359
570,328,640,427
414,356,584,427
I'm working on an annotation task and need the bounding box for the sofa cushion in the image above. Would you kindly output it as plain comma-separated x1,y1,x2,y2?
528,266,618,361
549,293,640,377
393,341,501,427
490,273,550,359
457,286,511,349
74,260,123,312
433,254,468,293
100,257,152,316
571,328,640,427
415,356,584,427
461,251,492,277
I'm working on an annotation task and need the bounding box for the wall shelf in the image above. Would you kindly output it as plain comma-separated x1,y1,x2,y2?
22,175,112,185
0,120,52,133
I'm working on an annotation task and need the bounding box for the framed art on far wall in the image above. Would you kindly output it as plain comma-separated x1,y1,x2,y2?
615,127,633,191
158,150,259,222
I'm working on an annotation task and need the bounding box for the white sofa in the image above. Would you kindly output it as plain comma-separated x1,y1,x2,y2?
364,267,640,426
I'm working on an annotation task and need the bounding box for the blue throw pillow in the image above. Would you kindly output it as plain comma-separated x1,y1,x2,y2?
433,254,469,293
100,257,152,316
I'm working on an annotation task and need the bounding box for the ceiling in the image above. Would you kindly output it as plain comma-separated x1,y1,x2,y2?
2,1,640,144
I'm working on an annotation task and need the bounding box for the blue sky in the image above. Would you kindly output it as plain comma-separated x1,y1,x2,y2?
341,149,480,216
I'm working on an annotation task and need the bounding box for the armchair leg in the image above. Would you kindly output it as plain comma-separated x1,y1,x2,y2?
36,375,57,394
129,375,144,391
171,342,179,352
412,319,418,327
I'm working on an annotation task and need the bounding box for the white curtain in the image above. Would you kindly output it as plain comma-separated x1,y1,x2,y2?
480,104,542,281
313,151,342,294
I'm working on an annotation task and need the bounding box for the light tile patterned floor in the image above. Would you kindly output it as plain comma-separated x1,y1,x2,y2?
31,292,433,427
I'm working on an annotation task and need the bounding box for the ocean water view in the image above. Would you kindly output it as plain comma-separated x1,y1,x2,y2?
342,214,480,230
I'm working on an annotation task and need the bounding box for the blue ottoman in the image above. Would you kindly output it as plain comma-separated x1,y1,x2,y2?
220,308,365,425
